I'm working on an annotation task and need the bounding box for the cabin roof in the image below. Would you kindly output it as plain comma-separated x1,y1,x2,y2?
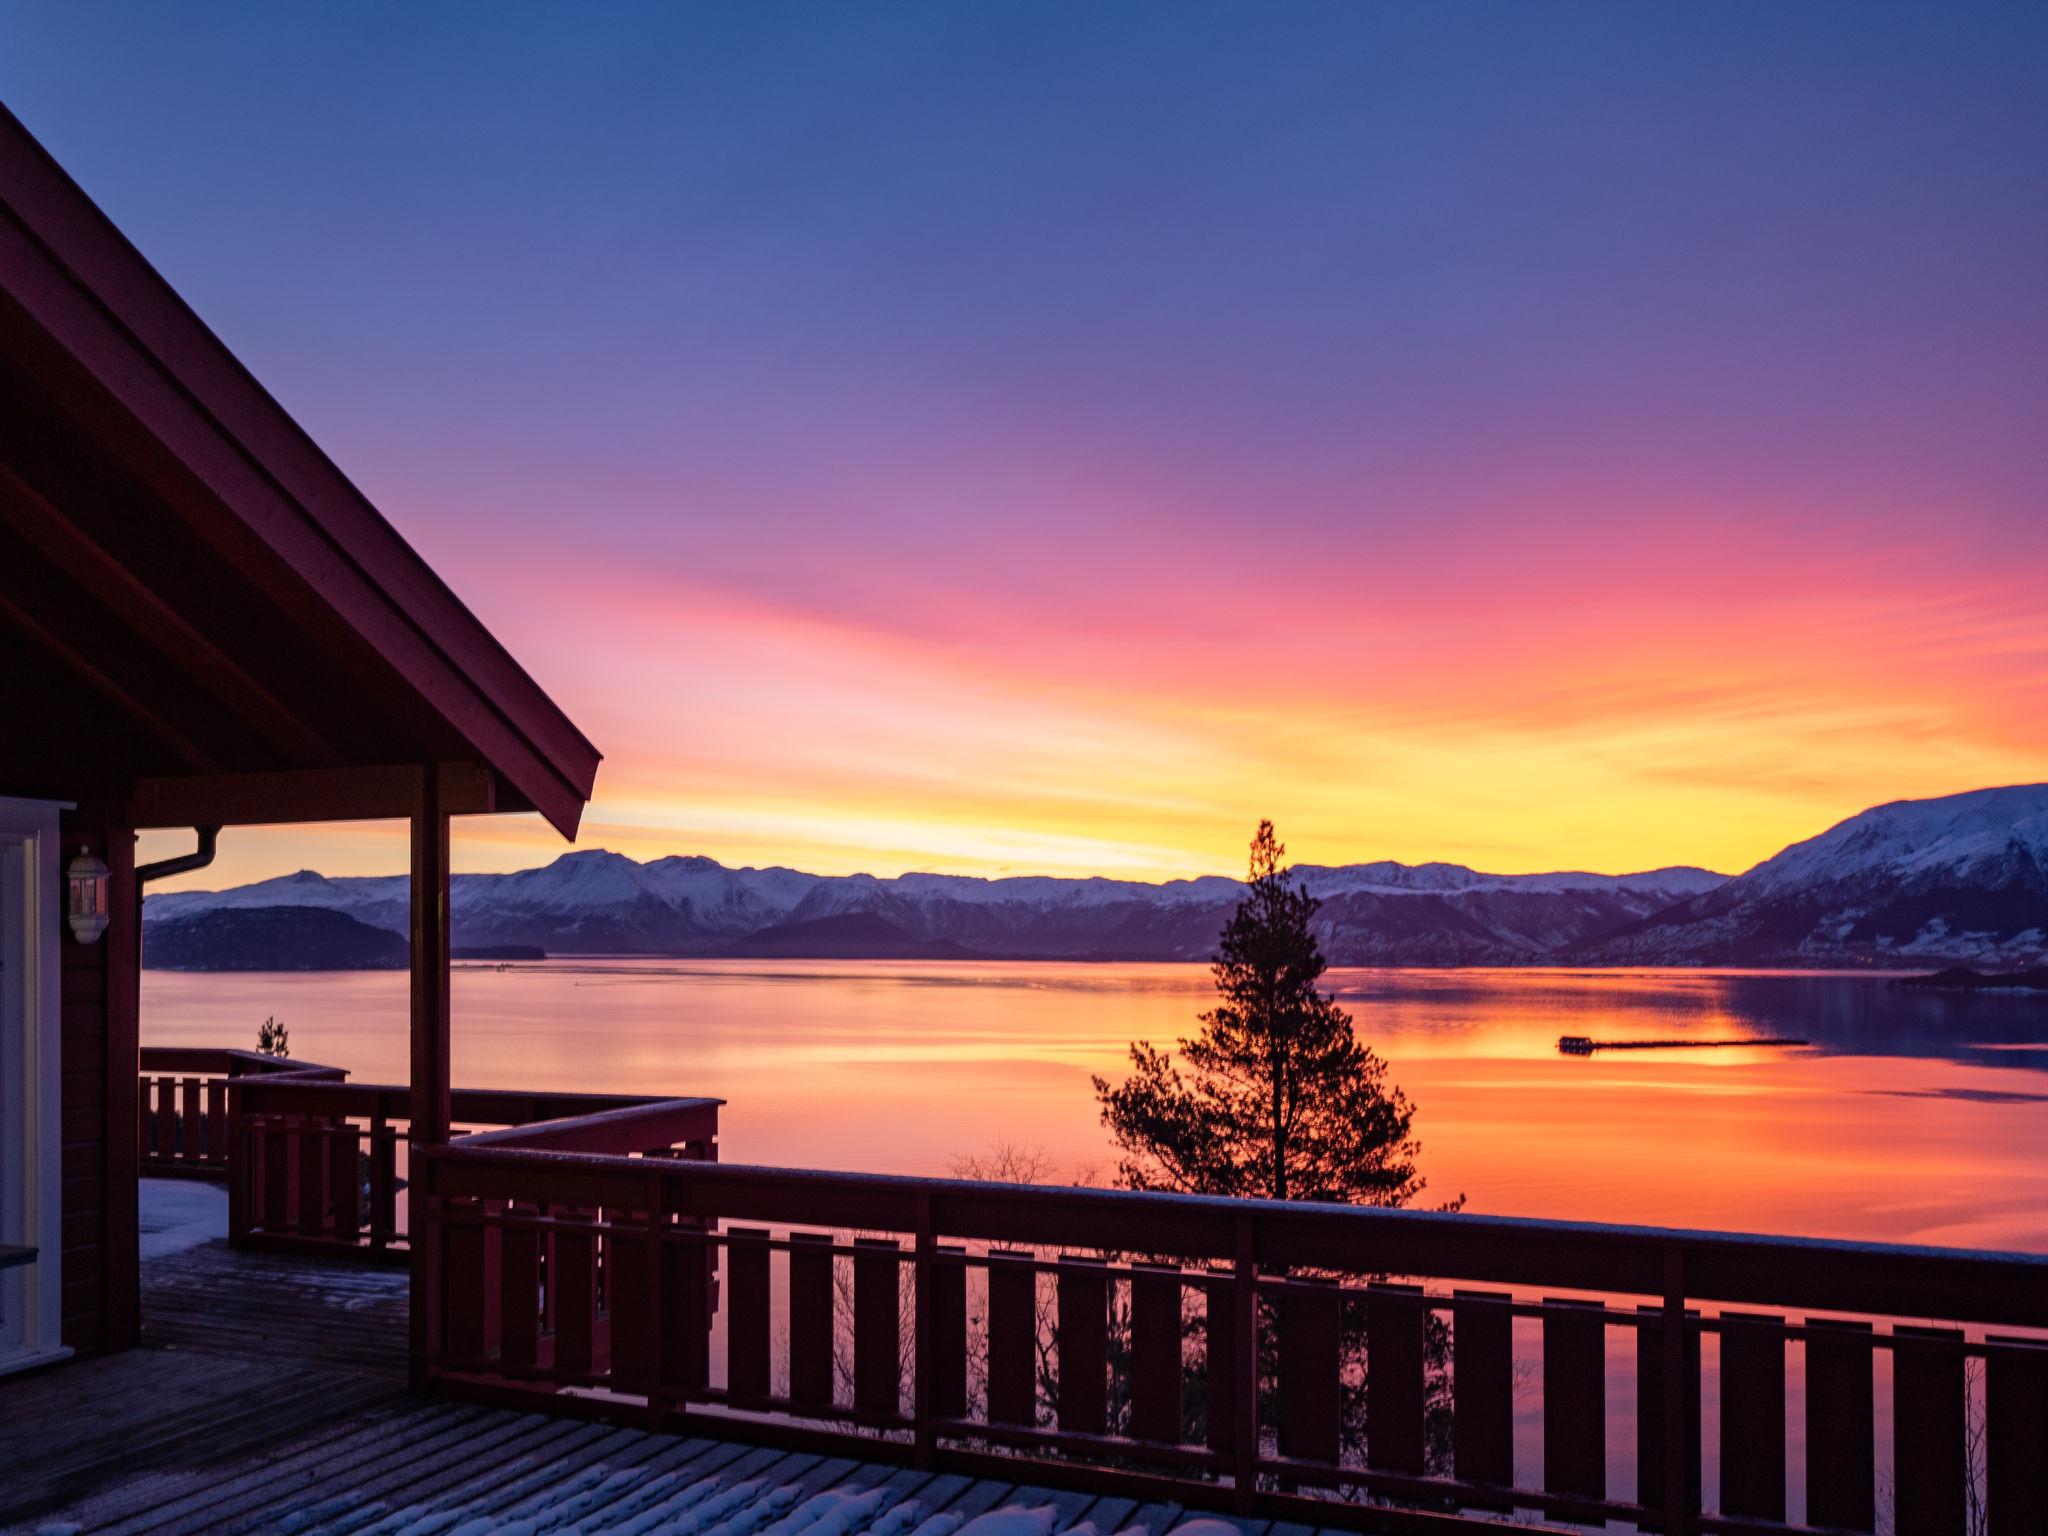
0,105,599,836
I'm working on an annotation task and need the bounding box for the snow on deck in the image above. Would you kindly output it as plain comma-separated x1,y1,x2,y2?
137,1179,229,1259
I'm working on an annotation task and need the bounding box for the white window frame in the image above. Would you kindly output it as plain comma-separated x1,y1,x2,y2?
0,796,69,1376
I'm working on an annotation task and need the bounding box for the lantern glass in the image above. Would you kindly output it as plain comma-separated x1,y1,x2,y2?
67,845,110,944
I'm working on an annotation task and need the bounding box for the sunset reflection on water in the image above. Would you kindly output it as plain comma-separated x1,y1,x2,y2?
143,962,2048,1252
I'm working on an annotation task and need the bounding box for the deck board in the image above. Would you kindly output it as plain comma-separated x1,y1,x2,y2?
91,1407,510,1536
0,1235,411,1531
7,1227,1257,1536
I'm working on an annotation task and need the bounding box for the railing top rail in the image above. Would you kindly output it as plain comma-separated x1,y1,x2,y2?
226,1074,718,1129
456,1096,725,1154
140,1045,350,1079
453,1086,709,1116
422,1147,2048,1328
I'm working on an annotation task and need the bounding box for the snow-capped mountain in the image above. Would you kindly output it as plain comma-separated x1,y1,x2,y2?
143,849,1725,964
142,786,2048,968
145,850,827,956
1574,784,2048,966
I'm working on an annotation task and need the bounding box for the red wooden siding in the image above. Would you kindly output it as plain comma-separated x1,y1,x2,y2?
57,815,139,1359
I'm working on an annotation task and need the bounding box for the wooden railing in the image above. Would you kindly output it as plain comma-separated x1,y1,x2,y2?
137,1046,346,1173
418,1153,2048,1536
138,1047,719,1264
236,1082,716,1264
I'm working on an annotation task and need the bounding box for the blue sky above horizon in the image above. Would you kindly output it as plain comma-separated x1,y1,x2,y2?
4,2,2045,888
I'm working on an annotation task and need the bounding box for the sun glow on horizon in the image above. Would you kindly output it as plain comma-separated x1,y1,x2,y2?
140,552,2048,894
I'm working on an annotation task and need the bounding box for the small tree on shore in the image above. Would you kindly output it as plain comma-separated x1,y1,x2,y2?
1094,819,1428,1206
256,1016,289,1058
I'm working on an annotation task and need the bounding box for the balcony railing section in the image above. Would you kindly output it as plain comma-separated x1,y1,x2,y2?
137,1046,343,1173
418,1154,2048,1536
138,1048,2048,1533
137,1047,719,1264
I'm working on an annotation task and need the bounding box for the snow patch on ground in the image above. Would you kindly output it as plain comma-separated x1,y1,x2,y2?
137,1177,227,1257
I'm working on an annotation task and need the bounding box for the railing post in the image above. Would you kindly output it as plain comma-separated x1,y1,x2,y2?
1233,1212,1257,1514
225,1077,248,1248
368,1108,390,1257
644,1170,665,1429
205,1076,226,1166
914,1190,935,1469
180,1076,202,1162
1662,1243,1687,1536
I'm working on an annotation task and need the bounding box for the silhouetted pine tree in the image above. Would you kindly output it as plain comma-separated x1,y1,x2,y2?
1094,819,1426,1205
1093,820,1460,1475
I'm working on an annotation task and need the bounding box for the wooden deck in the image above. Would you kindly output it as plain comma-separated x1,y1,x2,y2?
1,1233,409,1531
4,1240,1263,1536
4,1211,1250,1536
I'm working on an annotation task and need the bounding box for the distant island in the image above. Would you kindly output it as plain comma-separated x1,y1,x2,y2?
143,906,408,972
142,782,2048,972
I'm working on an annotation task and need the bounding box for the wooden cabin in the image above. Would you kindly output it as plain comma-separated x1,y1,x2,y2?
0,101,600,1372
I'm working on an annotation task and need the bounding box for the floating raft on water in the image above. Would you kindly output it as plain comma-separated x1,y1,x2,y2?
1558,1034,1808,1054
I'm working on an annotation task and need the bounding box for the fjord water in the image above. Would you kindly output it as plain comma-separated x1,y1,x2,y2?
142,961,2048,1252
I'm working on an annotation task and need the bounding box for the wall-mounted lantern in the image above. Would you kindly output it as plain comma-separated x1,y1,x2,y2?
67,845,110,944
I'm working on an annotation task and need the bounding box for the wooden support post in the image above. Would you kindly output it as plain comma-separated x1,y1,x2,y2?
205,1077,226,1165
1365,1282,1427,1475
1892,1325,1966,1535
912,1193,935,1467
643,1175,667,1427
1232,1216,1257,1513
1662,1247,1688,1536
1279,1276,1342,1465
1638,1301,1701,1524
986,1249,1037,1426
931,1242,969,1426
1542,1297,1606,1504
370,1113,397,1253
788,1231,835,1410
106,829,141,1348
1453,1289,1514,1501
409,764,452,1388
225,1079,248,1247
726,1224,772,1401
1205,1267,1236,1459
853,1238,903,1419
180,1077,202,1162
1719,1312,1785,1522
1130,1263,1184,1445
1056,1255,1110,1436
1806,1318,1876,1532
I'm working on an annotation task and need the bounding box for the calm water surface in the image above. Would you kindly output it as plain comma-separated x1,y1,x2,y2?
142,962,2048,1252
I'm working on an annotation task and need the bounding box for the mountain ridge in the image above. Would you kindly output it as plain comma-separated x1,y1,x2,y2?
144,850,1727,966
141,784,2048,968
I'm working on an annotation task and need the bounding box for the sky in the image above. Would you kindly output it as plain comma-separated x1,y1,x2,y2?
4,2,2045,890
